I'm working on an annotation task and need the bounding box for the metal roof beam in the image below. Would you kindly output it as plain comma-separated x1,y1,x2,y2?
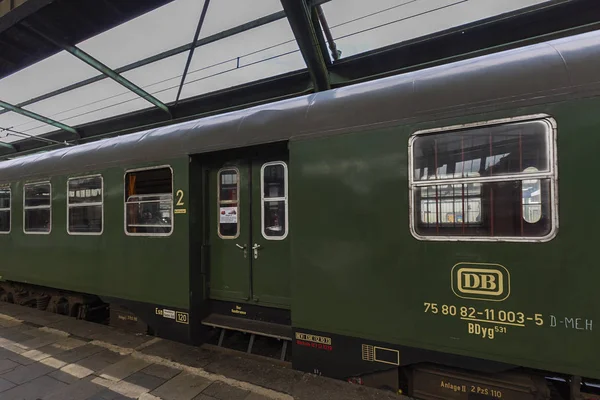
65,46,172,117
0,68,313,160
308,0,332,7
315,5,340,61
280,0,330,91
0,99,79,136
310,7,332,66
175,0,211,105
24,24,172,117
0,11,288,118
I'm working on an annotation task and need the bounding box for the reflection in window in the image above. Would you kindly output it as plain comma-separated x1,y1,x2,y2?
262,162,288,239
0,187,10,233
522,167,542,224
218,169,239,238
413,121,550,181
125,167,172,235
24,182,51,234
68,176,103,234
420,180,481,225
411,119,555,239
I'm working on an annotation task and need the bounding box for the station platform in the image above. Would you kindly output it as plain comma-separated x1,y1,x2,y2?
0,302,406,400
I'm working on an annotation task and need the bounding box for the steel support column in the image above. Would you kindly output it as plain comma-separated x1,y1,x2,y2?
24,25,172,117
310,7,332,66
281,0,330,91
316,5,339,61
0,100,79,136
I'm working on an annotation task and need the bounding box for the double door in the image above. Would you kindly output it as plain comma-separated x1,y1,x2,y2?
208,156,290,309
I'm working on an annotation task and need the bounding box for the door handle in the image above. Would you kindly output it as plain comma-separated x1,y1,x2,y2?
236,244,247,258
252,243,261,259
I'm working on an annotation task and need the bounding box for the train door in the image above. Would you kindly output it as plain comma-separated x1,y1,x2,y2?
207,154,290,309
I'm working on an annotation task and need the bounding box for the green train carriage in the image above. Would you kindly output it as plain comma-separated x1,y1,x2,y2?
0,29,599,398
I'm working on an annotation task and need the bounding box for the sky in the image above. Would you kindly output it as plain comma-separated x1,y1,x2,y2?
0,0,550,144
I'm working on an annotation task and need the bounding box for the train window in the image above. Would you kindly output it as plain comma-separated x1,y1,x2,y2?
218,168,239,239
125,166,173,236
410,117,556,241
261,162,288,239
24,182,51,234
0,186,10,233
68,176,103,235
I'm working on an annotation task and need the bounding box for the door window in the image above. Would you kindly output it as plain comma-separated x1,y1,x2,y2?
218,168,240,239
261,162,288,240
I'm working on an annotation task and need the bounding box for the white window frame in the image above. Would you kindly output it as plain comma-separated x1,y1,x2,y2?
0,185,10,234
124,165,174,237
408,114,558,243
217,167,240,240
67,175,104,236
261,161,289,240
23,181,52,235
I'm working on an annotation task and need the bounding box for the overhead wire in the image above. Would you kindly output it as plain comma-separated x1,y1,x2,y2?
332,0,469,42
12,37,302,133
0,126,71,146
10,0,430,133
9,0,468,137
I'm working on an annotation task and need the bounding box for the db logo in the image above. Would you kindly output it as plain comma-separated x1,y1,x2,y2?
451,263,510,301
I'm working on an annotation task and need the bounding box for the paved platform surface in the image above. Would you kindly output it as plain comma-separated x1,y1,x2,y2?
0,302,406,400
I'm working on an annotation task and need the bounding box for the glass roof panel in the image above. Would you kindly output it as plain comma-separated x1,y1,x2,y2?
0,0,559,147
178,50,303,101
199,0,283,38
59,97,152,128
0,50,99,105
77,0,205,70
0,111,43,143
0,111,36,129
0,134,24,144
321,0,552,59
122,19,304,103
77,0,283,71
12,124,57,141
120,51,191,104
179,19,304,100
22,78,150,130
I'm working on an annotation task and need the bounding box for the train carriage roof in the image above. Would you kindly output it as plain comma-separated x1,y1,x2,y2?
0,29,599,183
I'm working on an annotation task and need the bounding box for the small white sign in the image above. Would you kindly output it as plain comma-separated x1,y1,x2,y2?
162,309,175,319
220,207,238,224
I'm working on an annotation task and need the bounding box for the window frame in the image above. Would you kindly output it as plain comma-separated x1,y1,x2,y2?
67,174,104,236
260,161,289,240
0,185,10,234
23,181,52,235
407,114,558,243
123,165,174,237
217,167,240,240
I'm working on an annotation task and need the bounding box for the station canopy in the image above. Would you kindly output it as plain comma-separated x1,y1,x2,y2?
0,0,597,158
